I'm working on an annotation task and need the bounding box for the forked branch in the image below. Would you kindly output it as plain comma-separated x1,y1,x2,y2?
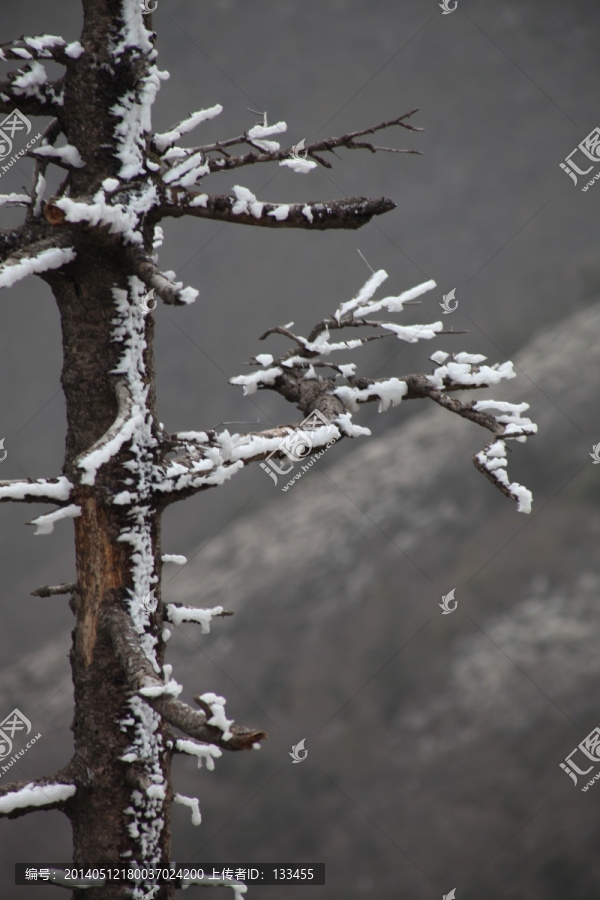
151,109,422,175
104,606,266,751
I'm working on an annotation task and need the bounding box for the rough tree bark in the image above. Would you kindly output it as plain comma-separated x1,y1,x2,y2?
0,3,536,899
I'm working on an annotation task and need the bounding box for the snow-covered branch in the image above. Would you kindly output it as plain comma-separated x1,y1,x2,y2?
0,476,72,504
28,143,84,170
226,270,537,511
0,239,75,291
27,118,62,221
156,422,340,502
27,503,81,535
0,61,64,116
0,778,76,820
128,250,198,306
155,272,534,510
45,181,159,245
0,87,62,117
166,603,233,633
173,738,222,770
174,791,202,826
0,193,30,208
75,380,142,486
153,104,224,152
0,34,83,64
157,188,395,230
104,606,266,751
151,109,421,176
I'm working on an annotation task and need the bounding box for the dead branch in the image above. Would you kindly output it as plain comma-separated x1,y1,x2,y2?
0,237,76,290
0,35,75,64
157,190,396,230
153,110,422,175
225,271,537,510
0,775,76,820
0,72,64,117
127,250,198,306
0,476,73,504
31,581,77,597
103,606,266,751
166,603,234,626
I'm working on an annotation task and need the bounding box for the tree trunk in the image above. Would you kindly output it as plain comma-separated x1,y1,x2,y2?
47,251,172,896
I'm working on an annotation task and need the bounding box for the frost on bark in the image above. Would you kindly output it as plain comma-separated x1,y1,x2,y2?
0,3,536,898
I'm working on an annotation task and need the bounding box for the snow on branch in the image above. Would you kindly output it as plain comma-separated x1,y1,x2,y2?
174,738,222,770
27,118,62,220
474,437,532,513
162,553,187,565
0,193,30,208
151,109,421,177
28,143,84,170
226,270,537,512
0,83,63,117
0,35,83,64
0,779,75,820
157,188,395,230
155,422,341,501
153,104,223,152
0,241,75,290
104,606,266,751
128,250,198,306
0,59,64,116
75,380,143,486
174,791,202,826
28,503,81,535
166,604,233,633
46,179,160,246
0,476,72,504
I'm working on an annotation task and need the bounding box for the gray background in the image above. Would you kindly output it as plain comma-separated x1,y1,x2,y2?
1,1,599,898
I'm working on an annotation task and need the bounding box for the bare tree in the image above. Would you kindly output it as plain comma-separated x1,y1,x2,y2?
0,2,536,898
